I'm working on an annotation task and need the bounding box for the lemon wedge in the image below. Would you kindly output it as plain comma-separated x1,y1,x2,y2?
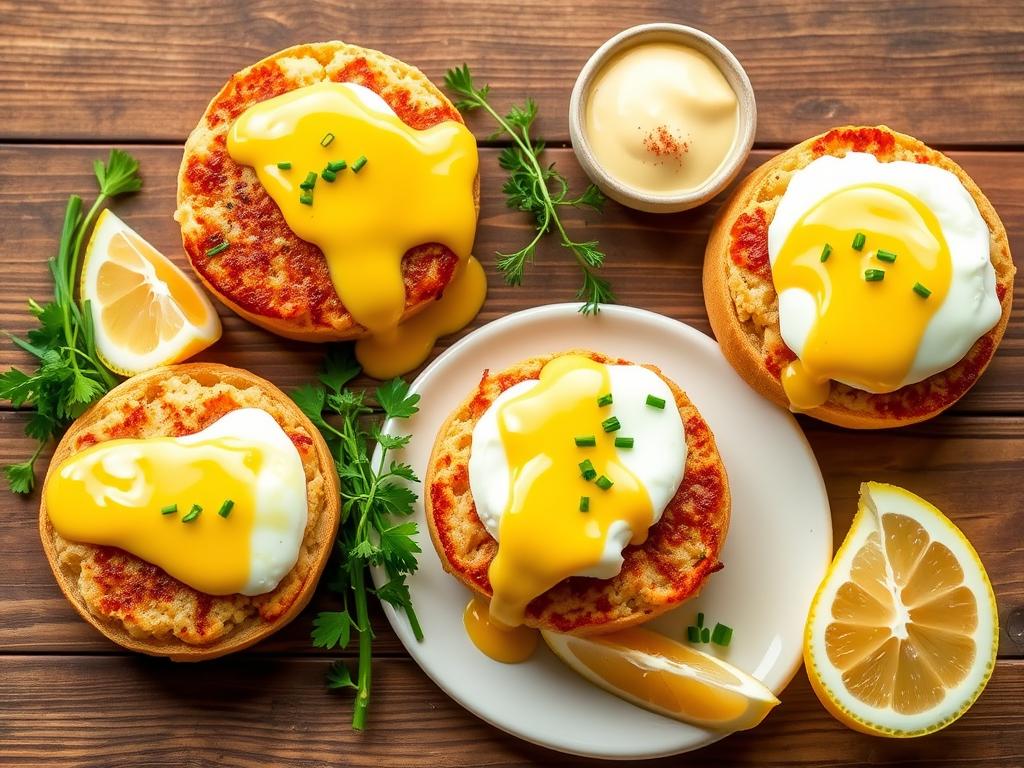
804,482,998,737
82,210,221,375
543,627,779,731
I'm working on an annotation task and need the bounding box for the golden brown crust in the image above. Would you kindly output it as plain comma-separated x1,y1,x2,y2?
703,125,1015,429
39,364,340,661
175,41,480,342
425,350,731,635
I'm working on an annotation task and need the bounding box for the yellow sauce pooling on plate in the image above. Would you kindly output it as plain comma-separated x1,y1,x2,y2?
487,355,654,628
463,595,539,664
45,436,262,596
227,82,482,376
772,183,952,410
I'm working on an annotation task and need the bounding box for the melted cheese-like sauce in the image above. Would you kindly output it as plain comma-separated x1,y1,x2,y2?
227,82,482,376
463,595,539,664
487,355,654,628
45,409,308,596
772,183,952,410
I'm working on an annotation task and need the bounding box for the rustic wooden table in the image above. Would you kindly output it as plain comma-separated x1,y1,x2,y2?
2,2,1022,766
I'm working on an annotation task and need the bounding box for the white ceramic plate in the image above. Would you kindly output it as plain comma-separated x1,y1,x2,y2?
371,304,832,759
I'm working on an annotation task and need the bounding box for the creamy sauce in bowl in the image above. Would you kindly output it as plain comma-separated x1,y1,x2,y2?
583,41,739,196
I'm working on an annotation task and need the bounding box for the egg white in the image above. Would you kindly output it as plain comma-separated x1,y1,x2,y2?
179,408,308,596
467,365,686,580
767,152,1001,390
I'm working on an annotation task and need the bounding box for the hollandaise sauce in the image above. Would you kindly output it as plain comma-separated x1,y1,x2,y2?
584,42,738,194
463,595,539,664
772,183,952,410
45,409,308,597
227,82,483,377
487,356,655,628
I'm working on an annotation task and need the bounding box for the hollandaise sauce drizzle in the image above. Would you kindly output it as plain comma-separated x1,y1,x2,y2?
772,183,952,410
46,435,263,596
227,82,482,377
463,595,539,664
485,356,654,637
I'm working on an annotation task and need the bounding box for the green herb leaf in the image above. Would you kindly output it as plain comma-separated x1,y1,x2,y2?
326,660,358,690
94,149,143,197
379,522,421,573
291,383,329,429
319,346,362,393
4,460,37,495
312,611,354,650
376,378,420,419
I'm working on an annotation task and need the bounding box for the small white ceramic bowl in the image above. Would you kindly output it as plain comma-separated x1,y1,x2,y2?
569,23,757,214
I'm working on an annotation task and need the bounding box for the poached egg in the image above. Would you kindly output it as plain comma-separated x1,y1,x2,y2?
767,152,1000,410
45,408,308,596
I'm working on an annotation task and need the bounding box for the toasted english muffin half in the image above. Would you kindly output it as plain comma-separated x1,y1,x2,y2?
425,350,731,635
175,41,480,341
39,364,339,661
703,125,1015,429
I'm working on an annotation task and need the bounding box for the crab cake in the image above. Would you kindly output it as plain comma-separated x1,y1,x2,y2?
175,41,479,341
703,125,1014,428
426,350,731,635
39,364,339,661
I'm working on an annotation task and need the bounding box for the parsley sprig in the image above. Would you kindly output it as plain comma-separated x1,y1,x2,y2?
0,150,142,493
444,64,615,314
292,348,423,730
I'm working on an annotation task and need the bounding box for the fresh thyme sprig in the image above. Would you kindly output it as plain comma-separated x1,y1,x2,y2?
444,64,615,314
292,347,423,730
0,149,142,493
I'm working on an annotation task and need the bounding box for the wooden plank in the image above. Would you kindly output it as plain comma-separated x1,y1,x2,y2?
2,654,1022,766
3,409,1022,657
2,1,1023,145
0,145,1021,410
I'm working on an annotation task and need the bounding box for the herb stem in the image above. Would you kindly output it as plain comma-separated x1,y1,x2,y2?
350,561,372,731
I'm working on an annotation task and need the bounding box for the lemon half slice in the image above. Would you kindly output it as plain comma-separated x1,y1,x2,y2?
82,210,221,375
804,482,998,737
543,627,779,731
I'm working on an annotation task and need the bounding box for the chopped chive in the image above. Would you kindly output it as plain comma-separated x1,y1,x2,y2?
614,436,634,449
160,504,177,515
820,243,832,262
320,132,335,147
913,282,932,299
864,268,885,282
579,496,590,513
276,161,292,170
299,192,313,206
351,155,368,173
182,504,202,523
205,241,229,258
711,623,734,647
697,612,705,629
645,394,666,410
701,627,711,643
579,459,597,481
321,169,338,182
326,160,347,172
597,393,613,407
686,625,701,643
300,171,317,190
876,249,897,263
601,416,621,433
852,232,866,251
575,435,596,447
595,475,614,491
217,499,234,518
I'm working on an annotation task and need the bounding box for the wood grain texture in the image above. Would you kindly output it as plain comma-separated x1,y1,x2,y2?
2,655,1023,767
0,145,1020,409
3,409,1022,658
1,0,1023,145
